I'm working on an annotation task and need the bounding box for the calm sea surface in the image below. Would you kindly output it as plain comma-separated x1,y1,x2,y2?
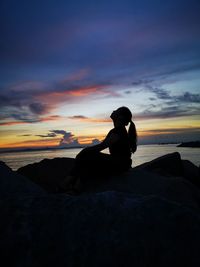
0,144,199,171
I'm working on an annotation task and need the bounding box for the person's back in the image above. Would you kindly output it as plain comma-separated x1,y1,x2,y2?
108,126,131,160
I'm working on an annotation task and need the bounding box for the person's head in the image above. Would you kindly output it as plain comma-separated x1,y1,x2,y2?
110,106,132,126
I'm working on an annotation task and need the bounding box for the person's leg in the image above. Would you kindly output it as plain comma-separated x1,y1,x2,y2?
71,148,118,178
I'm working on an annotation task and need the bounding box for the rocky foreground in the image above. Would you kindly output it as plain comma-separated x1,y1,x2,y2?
0,152,200,266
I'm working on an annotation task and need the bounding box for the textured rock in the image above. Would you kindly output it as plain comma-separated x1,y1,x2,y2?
135,152,184,177
15,153,200,208
1,159,200,266
82,168,200,209
182,160,200,187
134,152,200,189
1,191,200,267
17,158,75,192
0,161,44,198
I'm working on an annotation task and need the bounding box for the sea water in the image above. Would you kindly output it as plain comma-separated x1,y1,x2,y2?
0,144,199,171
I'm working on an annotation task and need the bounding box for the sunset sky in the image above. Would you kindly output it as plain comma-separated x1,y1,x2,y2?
0,0,200,149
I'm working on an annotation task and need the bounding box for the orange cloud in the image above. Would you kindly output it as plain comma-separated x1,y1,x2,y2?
0,121,28,126
0,115,64,126
40,115,65,122
0,137,61,149
68,86,99,96
0,133,104,149
68,115,111,123
45,85,104,98
38,84,117,107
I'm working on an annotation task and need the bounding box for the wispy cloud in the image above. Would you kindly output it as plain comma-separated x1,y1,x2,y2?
176,92,200,103
0,77,116,124
139,127,200,134
68,115,110,123
0,115,64,126
133,79,200,103
134,105,200,120
0,121,29,126
130,78,200,120
36,133,57,138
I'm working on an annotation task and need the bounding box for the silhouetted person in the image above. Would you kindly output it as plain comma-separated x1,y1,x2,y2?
62,106,137,193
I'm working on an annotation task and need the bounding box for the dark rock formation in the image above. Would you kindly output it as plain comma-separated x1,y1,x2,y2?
135,152,183,177
0,161,45,198
17,157,75,192
17,152,200,203
177,141,200,148
82,169,200,209
2,192,200,267
1,157,200,266
135,152,200,187
182,159,200,187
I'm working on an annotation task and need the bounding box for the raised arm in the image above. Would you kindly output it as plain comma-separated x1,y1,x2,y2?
82,131,120,153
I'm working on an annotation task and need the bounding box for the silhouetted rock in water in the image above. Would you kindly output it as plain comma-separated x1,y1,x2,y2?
17,158,75,192
177,141,200,148
1,158,200,266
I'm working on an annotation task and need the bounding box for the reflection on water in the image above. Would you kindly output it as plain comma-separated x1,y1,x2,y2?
133,145,200,167
0,148,81,171
0,145,199,171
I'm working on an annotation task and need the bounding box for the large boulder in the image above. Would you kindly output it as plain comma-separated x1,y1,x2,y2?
1,190,200,267
182,160,200,187
135,152,183,177
17,158,75,192
15,153,200,209
0,161,45,198
82,168,200,209
1,160,200,266
135,152,200,188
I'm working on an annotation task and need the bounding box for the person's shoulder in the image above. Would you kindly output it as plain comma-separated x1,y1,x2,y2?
115,126,127,134
107,128,116,135
109,127,127,139
108,127,127,136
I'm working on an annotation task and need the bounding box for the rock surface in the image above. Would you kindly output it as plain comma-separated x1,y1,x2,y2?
1,153,200,266
134,152,183,177
17,152,200,194
0,161,45,198
17,157,75,192
135,152,200,188
1,190,200,267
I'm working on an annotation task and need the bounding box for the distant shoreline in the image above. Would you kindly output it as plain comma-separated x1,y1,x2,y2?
0,141,199,154
0,143,170,154
0,146,85,154
177,141,200,148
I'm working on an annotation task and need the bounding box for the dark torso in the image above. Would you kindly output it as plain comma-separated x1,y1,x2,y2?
108,126,131,160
